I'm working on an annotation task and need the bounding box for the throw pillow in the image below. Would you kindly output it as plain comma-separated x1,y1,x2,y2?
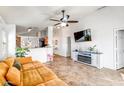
13,61,22,70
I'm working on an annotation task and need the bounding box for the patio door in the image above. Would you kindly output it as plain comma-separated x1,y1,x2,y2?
114,29,124,69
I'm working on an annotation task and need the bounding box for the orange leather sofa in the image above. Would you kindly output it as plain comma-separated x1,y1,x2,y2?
0,57,67,86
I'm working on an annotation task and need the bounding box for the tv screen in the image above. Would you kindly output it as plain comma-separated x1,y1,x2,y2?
74,29,91,42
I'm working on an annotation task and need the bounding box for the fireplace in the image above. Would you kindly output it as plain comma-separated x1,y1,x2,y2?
78,51,91,64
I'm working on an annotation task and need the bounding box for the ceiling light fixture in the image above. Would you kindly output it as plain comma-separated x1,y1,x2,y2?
27,27,32,32
56,26,60,29
61,22,66,27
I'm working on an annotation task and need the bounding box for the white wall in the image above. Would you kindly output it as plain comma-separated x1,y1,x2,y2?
74,6,124,70
53,27,71,57
7,24,16,57
54,6,124,70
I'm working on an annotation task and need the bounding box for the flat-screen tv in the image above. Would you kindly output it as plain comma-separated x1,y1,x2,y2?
74,29,91,42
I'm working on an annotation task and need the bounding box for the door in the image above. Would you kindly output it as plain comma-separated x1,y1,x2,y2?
116,30,124,69
0,24,16,59
67,37,71,57
0,26,7,59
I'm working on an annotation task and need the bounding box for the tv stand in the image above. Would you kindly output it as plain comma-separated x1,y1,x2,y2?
72,50,103,69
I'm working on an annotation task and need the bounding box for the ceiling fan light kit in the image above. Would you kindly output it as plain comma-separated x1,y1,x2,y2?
56,26,60,29
50,10,78,27
61,22,67,27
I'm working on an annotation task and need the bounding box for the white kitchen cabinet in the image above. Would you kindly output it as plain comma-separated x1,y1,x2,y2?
91,54,101,68
27,48,53,63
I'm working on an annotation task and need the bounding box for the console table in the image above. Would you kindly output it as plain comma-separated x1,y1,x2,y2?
71,50,103,69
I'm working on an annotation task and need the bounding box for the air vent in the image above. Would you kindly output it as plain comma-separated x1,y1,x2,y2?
97,6,107,11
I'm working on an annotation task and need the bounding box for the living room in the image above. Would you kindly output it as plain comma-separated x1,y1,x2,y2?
53,6,124,70
1,6,124,86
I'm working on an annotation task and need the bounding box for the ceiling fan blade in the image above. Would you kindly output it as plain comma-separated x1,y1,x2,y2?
67,20,79,23
50,19,60,22
54,23,61,26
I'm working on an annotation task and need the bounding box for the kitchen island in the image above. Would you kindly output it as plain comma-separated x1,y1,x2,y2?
27,47,53,63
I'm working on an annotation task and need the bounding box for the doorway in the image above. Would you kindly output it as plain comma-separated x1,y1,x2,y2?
114,29,124,69
66,37,71,57
0,29,7,59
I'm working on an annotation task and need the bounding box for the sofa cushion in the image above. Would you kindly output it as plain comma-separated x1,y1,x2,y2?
43,78,67,86
37,67,57,82
0,73,6,86
32,61,44,68
36,83,45,86
20,70,23,86
4,57,15,67
22,62,34,71
23,69,44,86
0,62,9,76
16,57,32,64
6,67,20,86
22,61,44,71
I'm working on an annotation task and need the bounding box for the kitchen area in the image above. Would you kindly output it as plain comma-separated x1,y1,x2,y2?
16,26,53,63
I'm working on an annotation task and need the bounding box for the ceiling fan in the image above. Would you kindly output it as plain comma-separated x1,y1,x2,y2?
50,10,78,27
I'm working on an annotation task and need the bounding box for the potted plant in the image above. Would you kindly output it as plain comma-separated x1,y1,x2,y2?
88,45,96,51
16,47,30,57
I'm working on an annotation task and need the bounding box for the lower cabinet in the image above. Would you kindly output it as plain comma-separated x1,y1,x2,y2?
72,51,102,69
71,51,78,61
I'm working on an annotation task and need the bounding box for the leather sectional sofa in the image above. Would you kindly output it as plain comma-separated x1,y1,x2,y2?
0,57,67,86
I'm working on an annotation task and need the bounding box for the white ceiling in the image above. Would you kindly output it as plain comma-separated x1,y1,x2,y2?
0,6,102,31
